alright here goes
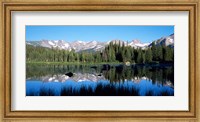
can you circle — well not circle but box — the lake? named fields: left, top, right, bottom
left=26, top=63, right=174, bottom=96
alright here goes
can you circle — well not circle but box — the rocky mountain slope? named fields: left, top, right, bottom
left=26, top=33, right=174, bottom=52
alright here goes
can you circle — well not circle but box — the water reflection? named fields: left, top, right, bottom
left=26, top=64, right=174, bottom=96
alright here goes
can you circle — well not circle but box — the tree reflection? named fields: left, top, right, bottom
left=26, top=63, right=174, bottom=87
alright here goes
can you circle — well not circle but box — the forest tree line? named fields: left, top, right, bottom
left=26, top=42, right=174, bottom=64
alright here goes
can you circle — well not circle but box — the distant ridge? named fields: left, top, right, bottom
left=26, top=33, right=174, bottom=52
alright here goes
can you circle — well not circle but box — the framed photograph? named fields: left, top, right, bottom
left=1, top=0, right=199, bottom=121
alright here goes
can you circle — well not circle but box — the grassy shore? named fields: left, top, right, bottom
left=26, top=61, right=173, bottom=66
left=26, top=61, right=124, bottom=65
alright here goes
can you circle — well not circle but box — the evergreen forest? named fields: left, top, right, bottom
left=26, top=42, right=174, bottom=64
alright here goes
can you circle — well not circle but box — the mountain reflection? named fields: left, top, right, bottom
left=26, top=64, right=174, bottom=96
left=28, top=73, right=106, bottom=82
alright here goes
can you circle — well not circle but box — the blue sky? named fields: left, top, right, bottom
left=26, top=26, right=174, bottom=43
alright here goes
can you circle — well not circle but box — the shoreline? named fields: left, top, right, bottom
left=26, top=61, right=174, bottom=66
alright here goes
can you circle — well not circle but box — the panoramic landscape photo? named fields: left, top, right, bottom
left=26, top=25, right=174, bottom=96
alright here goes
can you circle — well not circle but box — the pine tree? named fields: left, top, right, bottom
left=136, top=50, right=142, bottom=63
left=145, top=49, right=152, bottom=63
left=151, top=42, right=158, bottom=61
left=157, top=46, right=163, bottom=61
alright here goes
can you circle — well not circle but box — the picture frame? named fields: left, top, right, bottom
left=0, top=0, right=199, bottom=121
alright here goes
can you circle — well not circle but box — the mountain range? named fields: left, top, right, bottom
left=26, top=33, right=174, bottom=52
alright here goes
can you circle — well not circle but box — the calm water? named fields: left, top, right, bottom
left=26, top=64, right=174, bottom=96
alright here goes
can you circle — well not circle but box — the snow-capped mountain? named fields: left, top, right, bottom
left=128, top=39, right=150, bottom=49
left=70, top=40, right=106, bottom=52
left=27, top=40, right=72, bottom=50
left=26, top=33, right=174, bottom=52
left=27, top=40, right=106, bottom=52
left=149, top=34, right=174, bottom=47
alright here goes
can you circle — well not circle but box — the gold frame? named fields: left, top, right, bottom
left=0, top=0, right=199, bottom=121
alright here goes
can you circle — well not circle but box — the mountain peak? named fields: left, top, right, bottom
left=26, top=34, right=174, bottom=52
left=149, top=33, right=174, bottom=47
left=129, top=39, right=149, bottom=49
left=132, top=39, right=141, bottom=44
